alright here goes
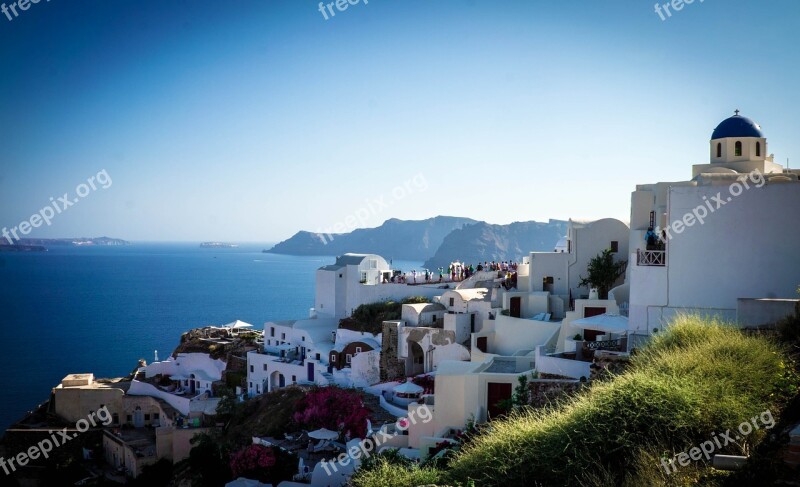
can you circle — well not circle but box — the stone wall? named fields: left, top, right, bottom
left=590, top=351, right=631, bottom=381
left=380, top=322, right=405, bottom=381
left=526, top=379, right=586, bottom=408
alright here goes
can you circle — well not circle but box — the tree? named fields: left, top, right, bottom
left=578, top=249, right=627, bottom=299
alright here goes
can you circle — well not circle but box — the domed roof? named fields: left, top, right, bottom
left=711, top=112, right=764, bottom=140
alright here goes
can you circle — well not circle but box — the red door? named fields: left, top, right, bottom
left=487, top=383, right=512, bottom=419
left=510, top=297, right=521, bottom=318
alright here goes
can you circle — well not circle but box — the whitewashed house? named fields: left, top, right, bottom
left=439, top=288, right=497, bottom=345
left=508, top=219, right=630, bottom=321
left=246, top=317, right=339, bottom=395
left=627, top=112, right=800, bottom=331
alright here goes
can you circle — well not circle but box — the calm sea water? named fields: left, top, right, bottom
left=0, top=244, right=421, bottom=431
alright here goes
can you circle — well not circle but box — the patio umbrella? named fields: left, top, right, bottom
left=572, top=314, right=629, bottom=334
left=223, top=320, right=254, bottom=330
left=308, top=427, right=339, bottom=440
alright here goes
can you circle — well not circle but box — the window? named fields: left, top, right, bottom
left=449, top=297, right=455, bottom=307
left=144, top=414, right=150, bottom=421
left=249, top=382, right=253, bottom=389
left=153, top=413, right=159, bottom=420
left=316, top=353, right=321, bottom=360
left=126, top=414, right=132, bottom=423
left=112, top=413, right=119, bottom=424
left=270, top=327, right=275, bottom=337
left=339, top=274, right=343, bottom=278
left=735, top=141, right=743, bottom=156
left=716, top=142, right=722, bottom=158
left=263, top=364, right=268, bottom=371
left=281, top=333, right=285, bottom=340
left=301, top=336, right=305, bottom=341
left=346, top=354, right=352, bottom=364
left=610, top=241, right=619, bottom=253
left=256, top=384, right=260, bottom=394
left=756, top=141, right=761, bottom=157
left=355, top=347, right=362, bottom=353
left=250, top=365, right=254, bottom=373
left=292, top=375, right=296, bottom=383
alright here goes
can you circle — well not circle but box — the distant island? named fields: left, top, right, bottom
left=265, top=216, right=568, bottom=266
left=200, top=242, right=239, bottom=248
left=0, top=237, right=129, bottom=251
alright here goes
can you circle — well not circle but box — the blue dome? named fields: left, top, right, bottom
left=711, top=114, right=764, bottom=140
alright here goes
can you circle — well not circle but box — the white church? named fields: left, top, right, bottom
left=627, top=111, right=800, bottom=331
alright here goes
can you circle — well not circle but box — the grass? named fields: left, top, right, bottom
left=349, top=458, right=443, bottom=487
left=349, top=314, right=798, bottom=487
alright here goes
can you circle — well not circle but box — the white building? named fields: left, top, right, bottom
left=439, top=288, right=497, bottom=345
left=511, top=219, right=630, bottom=320
left=628, top=112, right=800, bottom=331
left=247, top=317, right=339, bottom=395
left=314, top=253, right=445, bottom=319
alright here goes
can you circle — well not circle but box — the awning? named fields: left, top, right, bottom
left=572, top=314, right=629, bottom=334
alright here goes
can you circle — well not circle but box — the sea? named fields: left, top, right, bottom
left=0, top=243, right=422, bottom=432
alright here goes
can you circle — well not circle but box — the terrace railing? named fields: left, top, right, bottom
left=637, top=249, right=666, bottom=267
left=585, top=339, right=621, bottom=352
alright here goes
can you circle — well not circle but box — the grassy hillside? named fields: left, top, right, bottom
left=351, top=315, right=799, bottom=487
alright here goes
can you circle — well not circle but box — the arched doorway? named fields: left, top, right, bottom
left=269, top=371, right=286, bottom=391
left=406, top=340, right=425, bottom=376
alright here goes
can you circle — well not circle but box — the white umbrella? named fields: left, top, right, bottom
left=224, top=320, right=254, bottom=329
left=572, top=314, right=629, bottom=334
left=308, top=427, right=339, bottom=440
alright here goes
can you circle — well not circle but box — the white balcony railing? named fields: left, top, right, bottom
left=637, top=249, right=666, bottom=267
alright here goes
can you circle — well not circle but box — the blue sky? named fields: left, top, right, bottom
left=1, top=0, right=798, bottom=242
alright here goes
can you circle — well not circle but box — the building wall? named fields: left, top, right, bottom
left=315, top=269, right=337, bottom=318
left=737, top=298, right=799, bottom=327
left=103, top=433, right=158, bottom=479
left=330, top=341, right=375, bottom=370
left=350, top=350, right=381, bottom=387
left=488, top=315, right=560, bottom=356
left=530, top=219, right=629, bottom=302
left=53, top=386, right=124, bottom=424
left=630, top=182, right=800, bottom=331
left=443, top=313, right=473, bottom=345
left=433, top=362, right=530, bottom=431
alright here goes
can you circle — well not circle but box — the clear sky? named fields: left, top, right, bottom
left=1, top=0, right=798, bottom=242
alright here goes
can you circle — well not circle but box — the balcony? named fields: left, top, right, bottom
left=637, top=249, right=666, bottom=267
